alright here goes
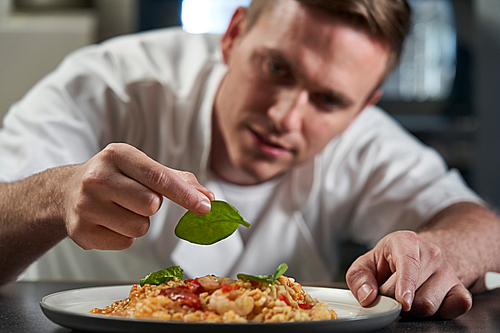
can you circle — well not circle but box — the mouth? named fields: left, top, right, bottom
left=248, top=128, right=292, bottom=158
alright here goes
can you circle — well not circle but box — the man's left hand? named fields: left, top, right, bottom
left=345, top=230, right=472, bottom=319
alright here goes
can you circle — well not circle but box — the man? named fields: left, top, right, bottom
left=0, top=0, right=499, bottom=319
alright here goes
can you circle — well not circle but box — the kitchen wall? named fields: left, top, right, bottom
left=0, top=11, right=96, bottom=122
left=95, top=0, right=137, bottom=42
left=473, top=0, right=500, bottom=210
left=0, top=0, right=137, bottom=123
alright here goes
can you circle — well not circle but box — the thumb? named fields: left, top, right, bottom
left=346, top=256, right=379, bottom=307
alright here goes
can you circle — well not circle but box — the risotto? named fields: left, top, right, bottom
left=90, top=274, right=338, bottom=323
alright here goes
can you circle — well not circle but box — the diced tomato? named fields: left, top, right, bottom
left=298, top=303, right=314, bottom=310
left=279, top=293, right=291, bottom=306
left=183, top=278, right=194, bottom=284
left=159, top=287, right=202, bottom=310
left=250, top=280, right=259, bottom=287
left=188, top=278, right=206, bottom=295
left=220, top=283, right=235, bottom=293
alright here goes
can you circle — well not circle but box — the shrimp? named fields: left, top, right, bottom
left=309, top=302, right=338, bottom=320
left=208, top=289, right=255, bottom=316
left=196, top=275, right=220, bottom=291
left=196, top=275, right=237, bottom=292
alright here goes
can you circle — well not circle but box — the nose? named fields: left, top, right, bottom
left=267, top=89, right=308, bottom=133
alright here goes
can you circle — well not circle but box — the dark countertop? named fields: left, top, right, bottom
left=1, top=281, right=499, bottom=332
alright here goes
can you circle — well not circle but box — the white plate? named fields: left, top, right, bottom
left=40, top=285, right=401, bottom=333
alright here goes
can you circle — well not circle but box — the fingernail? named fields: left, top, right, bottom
left=196, top=199, right=211, bottom=214
left=357, top=284, right=373, bottom=303
left=403, top=291, right=413, bottom=309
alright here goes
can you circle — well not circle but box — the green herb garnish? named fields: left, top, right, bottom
left=174, top=200, right=251, bottom=245
left=139, top=265, right=185, bottom=286
left=237, top=263, right=289, bottom=284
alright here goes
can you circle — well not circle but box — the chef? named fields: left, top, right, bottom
left=1, top=0, right=499, bottom=319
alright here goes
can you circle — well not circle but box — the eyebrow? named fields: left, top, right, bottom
left=321, top=90, right=354, bottom=109
left=262, top=48, right=355, bottom=109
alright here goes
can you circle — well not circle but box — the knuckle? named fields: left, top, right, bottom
left=383, top=230, right=421, bottom=257
left=146, top=168, right=170, bottom=190
left=438, top=285, right=473, bottom=319
left=345, top=258, right=371, bottom=282
left=414, top=297, right=439, bottom=317
left=131, top=218, right=150, bottom=237
left=400, top=272, right=419, bottom=291
left=398, top=230, right=419, bottom=243
left=103, top=142, right=123, bottom=155
left=458, top=292, right=473, bottom=313
left=178, top=188, right=195, bottom=205
left=144, top=193, right=162, bottom=215
left=398, top=258, right=420, bottom=288
left=427, top=243, right=443, bottom=261
left=346, top=263, right=364, bottom=280
left=69, top=190, right=98, bottom=223
left=116, top=237, right=135, bottom=250
left=100, top=143, right=127, bottom=164
left=182, top=171, right=198, bottom=182
left=81, top=169, right=108, bottom=190
left=394, top=243, right=421, bottom=270
left=100, top=144, right=117, bottom=161
left=402, top=252, right=421, bottom=272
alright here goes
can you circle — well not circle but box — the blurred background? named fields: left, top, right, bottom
left=0, top=0, right=499, bottom=210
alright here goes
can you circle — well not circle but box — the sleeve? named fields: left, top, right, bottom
left=323, top=106, right=484, bottom=248
left=0, top=39, right=135, bottom=182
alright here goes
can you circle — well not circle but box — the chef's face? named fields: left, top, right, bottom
left=212, top=2, right=389, bottom=185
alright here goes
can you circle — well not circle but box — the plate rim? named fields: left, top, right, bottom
left=40, top=284, right=401, bottom=332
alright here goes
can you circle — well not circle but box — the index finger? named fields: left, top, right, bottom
left=105, top=144, right=213, bottom=214
left=347, top=232, right=422, bottom=312
left=384, top=232, right=422, bottom=312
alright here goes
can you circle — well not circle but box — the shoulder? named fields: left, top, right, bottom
left=348, top=105, right=419, bottom=143
left=317, top=105, right=451, bottom=194
left=99, top=27, right=221, bottom=61
left=322, top=105, right=431, bottom=162
left=59, top=27, right=223, bottom=86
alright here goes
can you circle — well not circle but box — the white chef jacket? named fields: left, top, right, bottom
left=0, top=27, right=482, bottom=282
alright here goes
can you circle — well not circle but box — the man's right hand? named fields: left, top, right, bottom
left=63, top=143, right=215, bottom=251
left=0, top=143, right=214, bottom=284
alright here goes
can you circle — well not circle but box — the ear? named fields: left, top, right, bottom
left=363, top=88, right=384, bottom=108
left=220, top=6, right=248, bottom=65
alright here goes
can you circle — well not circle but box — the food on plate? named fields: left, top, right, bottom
left=90, top=264, right=337, bottom=323
left=175, top=200, right=251, bottom=245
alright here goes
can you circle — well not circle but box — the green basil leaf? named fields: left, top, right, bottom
left=273, top=262, right=289, bottom=280
left=175, top=200, right=251, bottom=245
left=237, top=263, right=289, bottom=284
left=139, top=266, right=185, bottom=286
